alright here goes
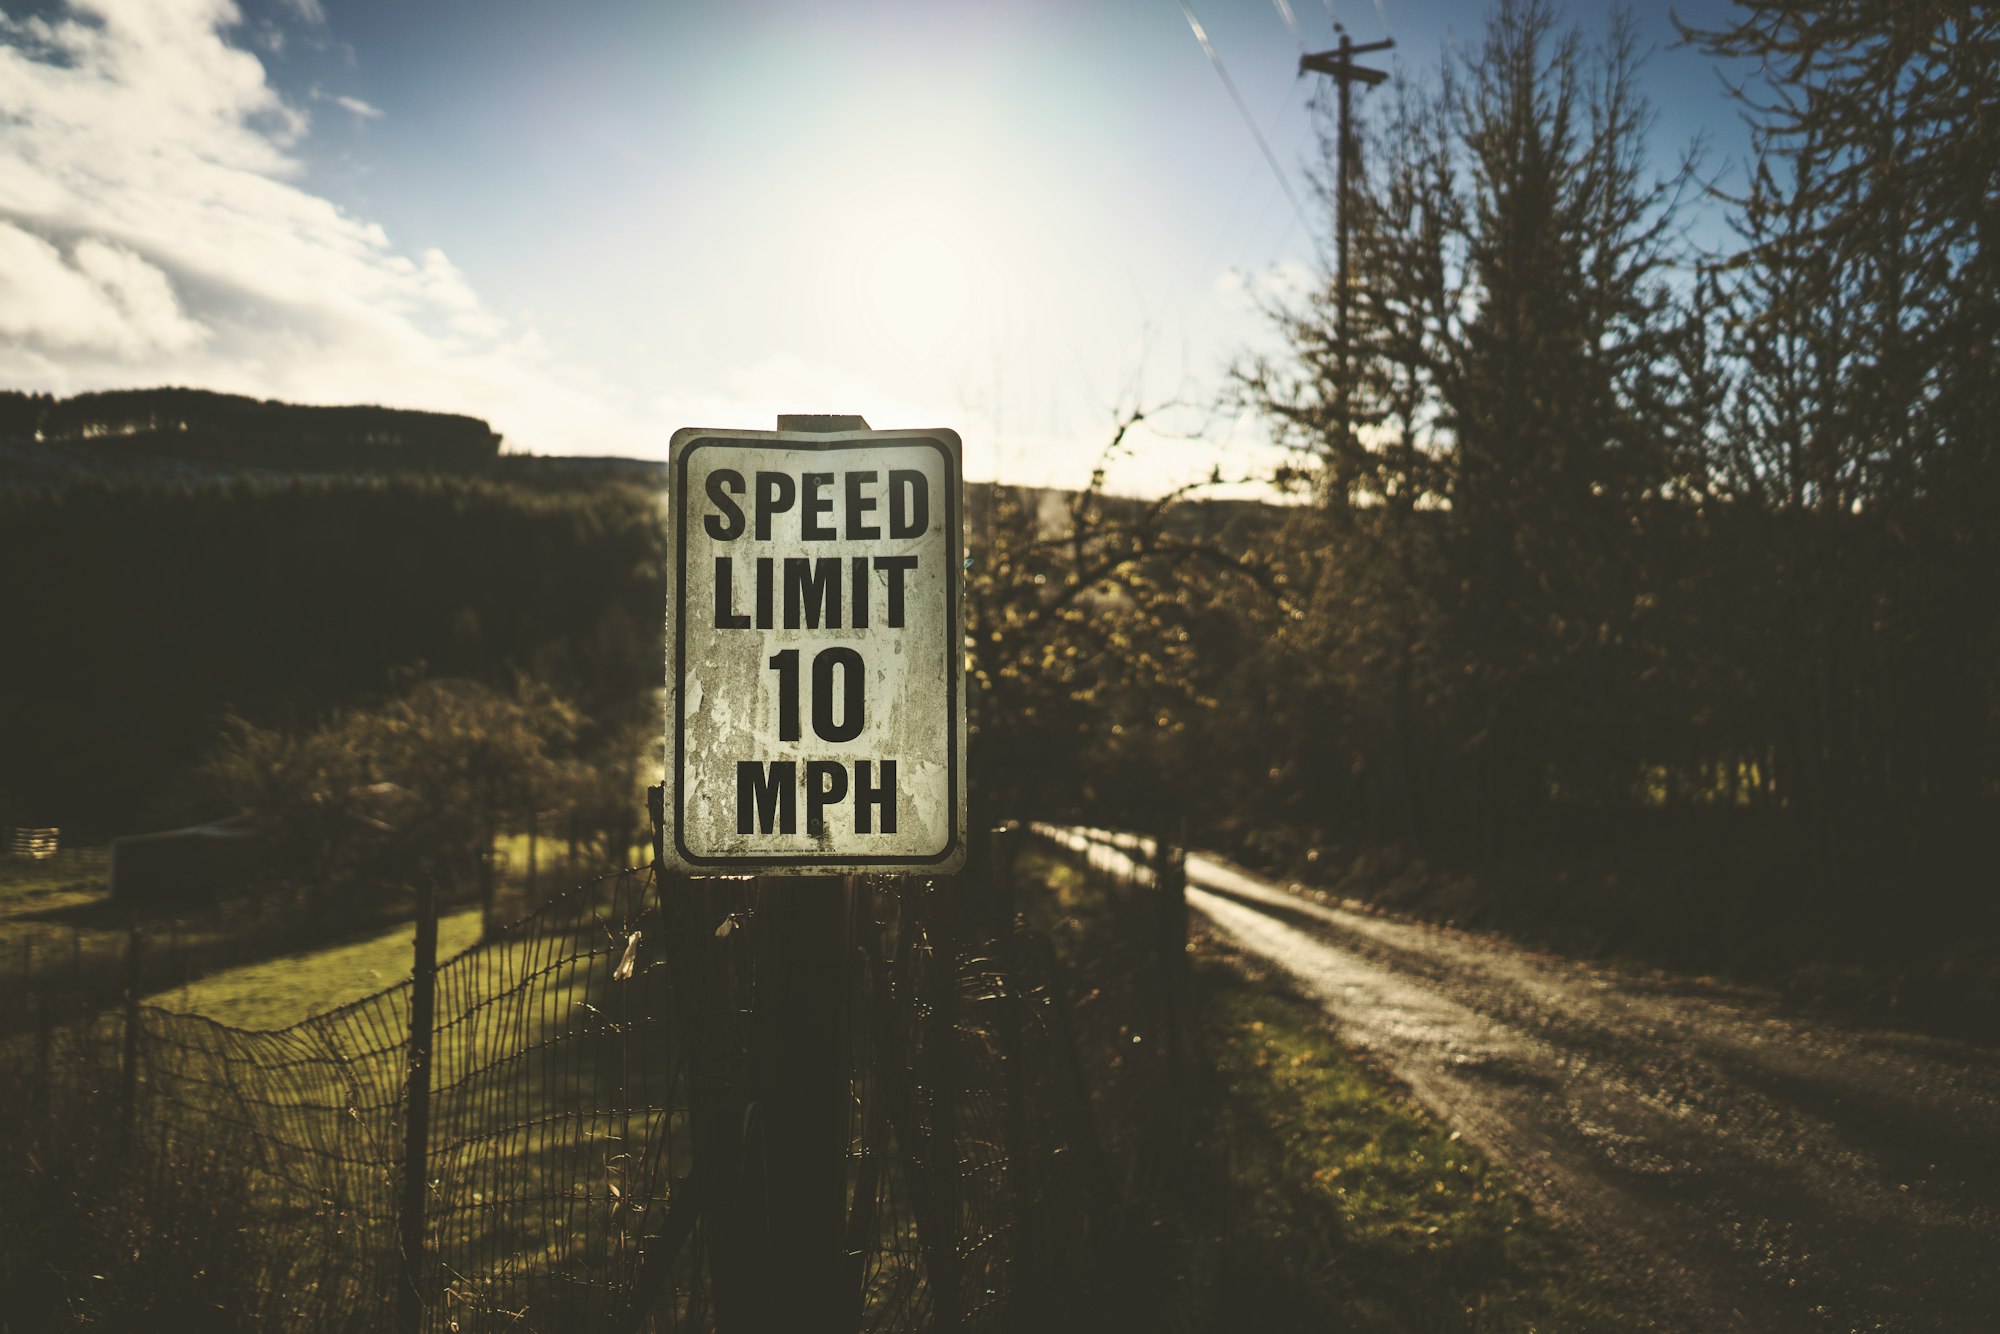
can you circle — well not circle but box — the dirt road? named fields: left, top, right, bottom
left=1042, top=828, right=2000, bottom=1332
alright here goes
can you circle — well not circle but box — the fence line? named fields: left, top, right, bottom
left=7, top=829, right=1124, bottom=1331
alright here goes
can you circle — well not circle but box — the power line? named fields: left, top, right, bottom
left=1271, top=0, right=1302, bottom=46
left=1176, top=0, right=1311, bottom=232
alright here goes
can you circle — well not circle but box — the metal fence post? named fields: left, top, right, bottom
left=397, top=875, right=440, bottom=1334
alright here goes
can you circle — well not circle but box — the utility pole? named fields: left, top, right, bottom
left=1300, top=27, right=1392, bottom=453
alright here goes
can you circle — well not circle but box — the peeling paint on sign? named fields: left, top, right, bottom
left=664, top=426, right=966, bottom=874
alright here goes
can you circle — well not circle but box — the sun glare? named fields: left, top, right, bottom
left=850, top=220, right=981, bottom=368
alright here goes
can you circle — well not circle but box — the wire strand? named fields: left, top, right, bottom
left=1176, top=0, right=1313, bottom=232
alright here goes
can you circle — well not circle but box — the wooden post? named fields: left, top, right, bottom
left=478, top=822, right=496, bottom=940
left=120, top=921, right=141, bottom=1148
left=925, top=873, right=962, bottom=1332
left=989, top=822, right=1021, bottom=935
left=648, top=784, right=665, bottom=870
left=29, top=942, right=50, bottom=1123
left=1155, top=828, right=1189, bottom=1101
left=644, top=784, right=752, bottom=1331
left=727, top=874, right=854, bottom=1331
left=397, top=877, right=440, bottom=1334
left=526, top=793, right=539, bottom=903
left=989, top=825, right=1029, bottom=1306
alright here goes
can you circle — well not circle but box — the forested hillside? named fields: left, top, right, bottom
left=0, top=473, right=663, bottom=835
left=1, top=387, right=500, bottom=473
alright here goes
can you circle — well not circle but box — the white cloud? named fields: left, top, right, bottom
left=0, top=222, right=209, bottom=354
left=0, top=1, right=1299, bottom=487
left=0, top=0, right=643, bottom=455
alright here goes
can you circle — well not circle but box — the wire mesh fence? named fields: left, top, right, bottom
left=2, top=880, right=433, bottom=1042
left=5, top=834, right=1114, bottom=1332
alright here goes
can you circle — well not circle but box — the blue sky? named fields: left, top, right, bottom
left=0, top=0, right=1753, bottom=492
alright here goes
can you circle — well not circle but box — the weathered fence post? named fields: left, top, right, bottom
left=169, top=919, right=183, bottom=1008
left=477, top=829, right=496, bottom=941
left=120, top=921, right=142, bottom=1148
left=526, top=792, right=539, bottom=903
left=700, top=873, right=857, bottom=1331
left=28, top=942, right=51, bottom=1123
left=1155, top=828, right=1188, bottom=1100
left=989, top=824, right=1030, bottom=1308
left=989, top=822, right=1021, bottom=934
left=397, top=876, right=440, bottom=1334
left=926, top=870, right=963, bottom=1333
left=629, top=785, right=743, bottom=1331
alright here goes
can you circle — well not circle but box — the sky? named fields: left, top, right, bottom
left=0, top=0, right=1755, bottom=493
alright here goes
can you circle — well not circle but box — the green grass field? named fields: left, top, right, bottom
left=150, top=906, right=484, bottom=1028
left=0, top=848, right=139, bottom=1023
left=0, top=846, right=110, bottom=916
left=0, top=830, right=601, bottom=1030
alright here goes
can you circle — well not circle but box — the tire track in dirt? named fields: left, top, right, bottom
left=1040, top=827, right=2000, bottom=1332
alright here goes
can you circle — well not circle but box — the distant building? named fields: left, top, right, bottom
left=4, top=826, right=59, bottom=859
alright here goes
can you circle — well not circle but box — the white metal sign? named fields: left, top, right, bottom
left=664, top=425, right=966, bottom=874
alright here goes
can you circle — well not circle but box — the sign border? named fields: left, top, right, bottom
left=664, top=425, right=966, bottom=874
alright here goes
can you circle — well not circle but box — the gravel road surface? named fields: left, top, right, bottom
left=1041, top=827, right=2000, bottom=1332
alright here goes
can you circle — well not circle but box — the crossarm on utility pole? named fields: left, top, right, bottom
left=1298, top=29, right=1394, bottom=459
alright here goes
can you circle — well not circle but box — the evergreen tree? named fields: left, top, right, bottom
left=1238, top=0, right=1702, bottom=849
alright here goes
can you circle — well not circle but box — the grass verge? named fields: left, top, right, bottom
left=1186, top=943, right=1631, bottom=1330
left=1022, top=844, right=1632, bottom=1331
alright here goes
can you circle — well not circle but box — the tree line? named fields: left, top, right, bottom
left=0, top=473, right=664, bottom=843
left=3, top=387, right=501, bottom=472
left=1206, top=0, right=1998, bottom=860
